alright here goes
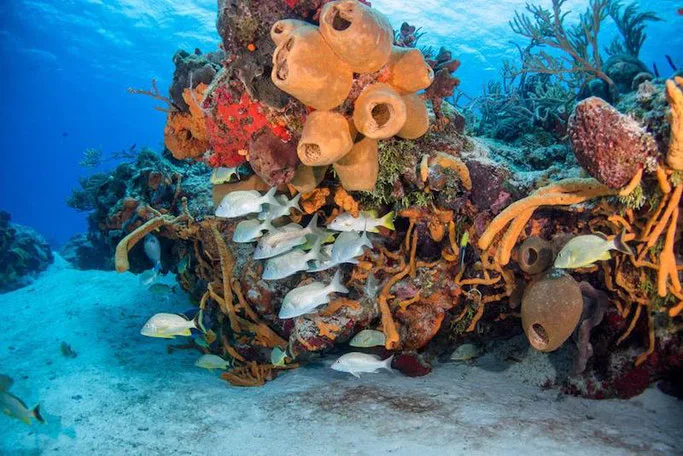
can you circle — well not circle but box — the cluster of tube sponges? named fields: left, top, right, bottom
left=270, top=0, right=434, bottom=192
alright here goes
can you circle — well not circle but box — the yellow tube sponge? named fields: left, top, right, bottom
left=666, top=77, right=683, bottom=170
left=319, top=0, right=393, bottom=73
left=353, top=83, right=407, bottom=139
left=271, top=24, right=353, bottom=110
left=333, top=137, right=379, bottom=191
left=385, top=46, right=434, bottom=94
left=297, top=111, right=354, bottom=166
left=397, top=93, right=429, bottom=140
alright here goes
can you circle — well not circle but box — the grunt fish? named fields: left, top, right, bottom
left=259, top=194, right=301, bottom=220
left=262, top=236, right=324, bottom=280
left=0, top=391, right=45, bottom=425
left=331, top=231, right=373, bottom=263
left=349, top=329, right=386, bottom=348
left=279, top=270, right=349, bottom=319
left=233, top=217, right=275, bottom=243
left=195, top=354, right=230, bottom=371
left=254, top=214, right=321, bottom=260
left=270, top=347, right=289, bottom=367
left=328, top=210, right=395, bottom=233
left=141, top=311, right=204, bottom=339
left=144, top=234, right=162, bottom=272
left=308, top=244, right=336, bottom=272
left=210, top=166, right=241, bottom=185
left=450, top=343, right=482, bottom=361
left=554, top=230, right=633, bottom=269
left=215, top=187, right=279, bottom=219
left=331, top=353, right=394, bottom=378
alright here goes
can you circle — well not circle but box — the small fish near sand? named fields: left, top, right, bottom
left=262, top=237, right=324, bottom=281
left=331, top=353, right=394, bottom=378
left=215, top=187, right=279, bottom=219
left=60, top=341, right=78, bottom=358
left=0, top=376, right=45, bottom=425
left=554, top=230, right=633, bottom=269
left=254, top=214, right=322, bottom=260
left=259, top=193, right=301, bottom=220
left=328, top=210, right=395, bottom=233
left=233, top=217, right=275, bottom=243
left=141, top=311, right=204, bottom=339
left=270, top=347, right=289, bottom=367
left=144, top=234, right=162, bottom=272
left=450, top=343, right=482, bottom=362
left=349, top=330, right=386, bottom=348
left=279, top=270, right=349, bottom=319
left=195, top=354, right=230, bottom=371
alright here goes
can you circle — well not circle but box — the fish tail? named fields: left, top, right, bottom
left=383, top=355, right=395, bottom=373
left=380, top=212, right=395, bottom=231
left=289, top=193, right=302, bottom=210
left=330, top=270, right=349, bottom=294
left=361, top=230, right=373, bottom=250
left=264, top=187, right=279, bottom=206
left=305, top=213, right=320, bottom=231
left=32, top=404, right=45, bottom=424
left=612, top=229, right=634, bottom=256
left=153, top=262, right=161, bottom=273
left=305, top=235, right=324, bottom=263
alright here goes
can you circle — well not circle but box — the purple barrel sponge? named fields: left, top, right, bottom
left=568, top=97, right=657, bottom=188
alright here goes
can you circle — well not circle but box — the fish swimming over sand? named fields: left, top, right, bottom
left=210, top=166, right=240, bottom=185
left=141, top=311, right=204, bottom=339
left=254, top=215, right=322, bottom=260
left=215, top=187, right=279, bottom=219
left=233, top=217, right=275, bottom=243
left=554, top=231, right=633, bottom=269
left=0, top=379, right=45, bottom=426
left=262, top=237, right=324, bottom=280
left=195, top=354, right=230, bottom=371
left=144, top=234, right=162, bottom=272
left=259, top=193, right=301, bottom=220
left=331, top=353, right=394, bottom=378
left=328, top=210, right=395, bottom=233
left=349, top=330, right=386, bottom=348
left=270, top=347, right=289, bottom=367
left=450, top=343, right=482, bottom=361
left=279, top=270, right=349, bottom=319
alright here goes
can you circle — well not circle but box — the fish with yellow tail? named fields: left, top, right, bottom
left=0, top=376, right=45, bottom=425
left=328, top=210, right=395, bottom=233
left=259, top=193, right=301, bottom=220
left=554, top=230, right=633, bottom=269
left=141, top=310, right=205, bottom=339
left=279, top=270, right=349, bottom=319
left=254, top=214, right=323, bottom=260
left=215, top=187, right=279, bottom=219
left=331, top=353, right=394, bottom=378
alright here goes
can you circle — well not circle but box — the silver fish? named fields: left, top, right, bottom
left=254, top=214, right=321, bottom=260
left=210, top=166, right=240, bottom=185
left=270, top=347, right=289, bottom=367
left=195, top=354, right=230, bottom=371
left=262, top=236, right=324, bottom=280
left=279, top=270, right=349, bottom=319
left=331, top=353, right=394, bottom=378
left=328, top=210, right=395, bottom=233
left=450, top=343, right=482, bottom=361
left=215, top=187, right=278, bottom=219
left=141, top=312, right=203, bottom=339
left=144, top=234, right=161, bottom=272
left=258, top=193, right=301, bottom=220
left=554, top=230, right=633, bottom=269
left=233, top=217, right=275, bottom=243
left=331, top=231, right=373, bottom=263
left=349, top=330, right=386, bottom=348
left=1, top=391, right=45, bottom=425
left=308, top=244, right=336, bottom=272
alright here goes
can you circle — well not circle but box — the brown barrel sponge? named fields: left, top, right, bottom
left=353, top=83, right=407, bottom=139
left=297, top=111, right=354, bottom=166
left=518, top=236, right=556, bottom=275
left=333, top=137, right=379, bottom=191
left=397, top=93, right=430, bottom=140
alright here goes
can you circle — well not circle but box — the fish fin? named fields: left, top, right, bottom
left=330, top=270, right=349, bottom=294
left=350, top=371, right=361, bottom=379
left=264, top=187, right=279, bottom=206
left=22, top=417, right=31, bottom=425
left=289, top=193, right=302, bottom=210
left=612, top=229, right=634, bottom=256
left=599, top=251, right=612, bottom=261
left=380, top=212, right=395, bottom=231
left=360, top=230, right=373, bottom=250
left=305, top=235, right=324, bottom=264
left=383, top=355, right=395, bottom=373
left=306, top=213, right=320, bottom=232
left=180, top=328, right=192, bottom=337
left=32, top=404, right=45, bottom=424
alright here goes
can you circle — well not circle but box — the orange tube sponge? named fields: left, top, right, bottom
left=385, top=46, right=434, bottom=94
left=290, top=164, right=329, bottom=193
left=297, top=111, right=354, bottom=166
left=397, top=93, right=430, bottom=140
left=271, top=24, right=353, bottom=110
left=666, top=77, right=683, bottom=170
left=319, top=0, right=393, bottom=73
left=333, top=137, right=379, bottom=191
left=270, top=19, right=308, bottom=46
left=353, top=83, right=407, bottom=139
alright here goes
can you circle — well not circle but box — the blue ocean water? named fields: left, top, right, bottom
left=0, top=0, right=680, bottom=245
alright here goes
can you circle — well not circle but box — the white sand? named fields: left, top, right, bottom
left=1, top=256, right=681, bottom=456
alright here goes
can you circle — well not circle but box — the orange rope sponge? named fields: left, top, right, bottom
left=666, top=77, right=683, bottom=170
left=115, top=214, right=176, bottom=272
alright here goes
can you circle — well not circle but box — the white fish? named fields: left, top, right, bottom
left=331, top=231, right=373, bottom=263
left=349, top=330, right=386, bottom=348
left=195, top=354, right=230, bottom=371
left=215, top=187, right=279, bottom=218
left=210, top=166, right=240, bottom=185
left=279, top=270, right=349, bottom=319
left=263, top=236, right=324, bottom=280
left=258, top=194, right=301, bottom=220
left=270, top=347, right=289, bottom=367
left=450, top=343, right=482, bottom=361
left=140, top=312, right=203, bottom=339
left=308, top=245, right=336, bottom=272
left=233, top=217, right=275, bottom=243
left=254, top=214, right=321, bottom=260
left=331, top=353, right=394, bottom=378
left=328, top=210, right=395, bottom=233
left=144, top=234, right=162, bottom=272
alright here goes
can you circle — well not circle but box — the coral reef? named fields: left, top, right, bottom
left=0, top=211, right=53, bottom=293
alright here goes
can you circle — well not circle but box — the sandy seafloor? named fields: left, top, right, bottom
left=0, top=255, right=681, bottom=456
